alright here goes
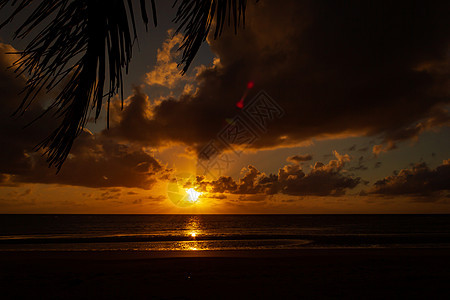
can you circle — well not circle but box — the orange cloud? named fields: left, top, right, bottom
left=144, top=29, right=190, bottom=88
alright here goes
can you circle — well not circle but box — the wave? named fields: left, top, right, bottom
left=1, top=233, right=450, bottom=246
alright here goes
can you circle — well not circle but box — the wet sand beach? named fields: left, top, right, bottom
left=1, top=248, right=450, bottom=299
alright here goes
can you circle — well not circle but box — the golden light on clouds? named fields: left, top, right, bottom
left=144, top=29, right=187, bottom=88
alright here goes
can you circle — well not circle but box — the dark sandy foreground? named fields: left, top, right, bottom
left=1, top=249, right=450, bottom=299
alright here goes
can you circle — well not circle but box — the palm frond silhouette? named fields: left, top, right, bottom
left=0, top=0, right=252, bottom=170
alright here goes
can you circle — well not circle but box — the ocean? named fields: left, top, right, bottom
left=1, top=214, right=450, bottom=251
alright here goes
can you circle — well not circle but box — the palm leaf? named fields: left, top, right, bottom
left=0, top=0, right=156, bottom=170
left=173, top=0, right=253, bottom=74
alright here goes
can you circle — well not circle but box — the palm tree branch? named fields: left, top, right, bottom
left=173, top=0, right=254, bottom=74
left=0, top=0, right=157, bottom=171
left=0, top=0, right=253, bottom=171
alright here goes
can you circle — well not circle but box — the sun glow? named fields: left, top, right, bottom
left=186, top=188, right=202, bottom=203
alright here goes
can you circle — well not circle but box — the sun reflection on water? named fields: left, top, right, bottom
left=185, top=215, right=202, bottom=240
left=145, top=216, right=210, bottom=251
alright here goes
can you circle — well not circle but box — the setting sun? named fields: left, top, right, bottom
left=186, top=188, right=202, bottom=203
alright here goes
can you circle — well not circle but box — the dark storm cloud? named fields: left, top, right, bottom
left=108, top=0, right=449, bottom=154
left=0, top=44, right=170, bottom=189
left=348, top=156, right=368, bottom=171
left=348, top=145, right=357, bottom=151
left=369, top=160, right=450, bottom=196
left=16, top=131, right=169, bottom=189
left=195, top=151, right=360, bottom=197
left=373, top=107, right=450, bottom=154
left=0, top=43, right=56, bottom=174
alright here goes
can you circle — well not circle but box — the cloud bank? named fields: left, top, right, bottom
left=194, top=151, right=360, bottom=197
left=108, top=0, right=449, bottom=154
left=369, top=160, right=450, bottom=197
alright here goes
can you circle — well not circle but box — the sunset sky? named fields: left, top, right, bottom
left=0, top=0, right=449, bottom=214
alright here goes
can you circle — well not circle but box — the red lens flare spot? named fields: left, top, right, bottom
left=247, top=81, right=254, bottom=89
left=236, top=99, right=244, bottom=108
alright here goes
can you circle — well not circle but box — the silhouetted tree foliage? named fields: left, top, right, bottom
left=0, top=0, right=252, bottom=170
